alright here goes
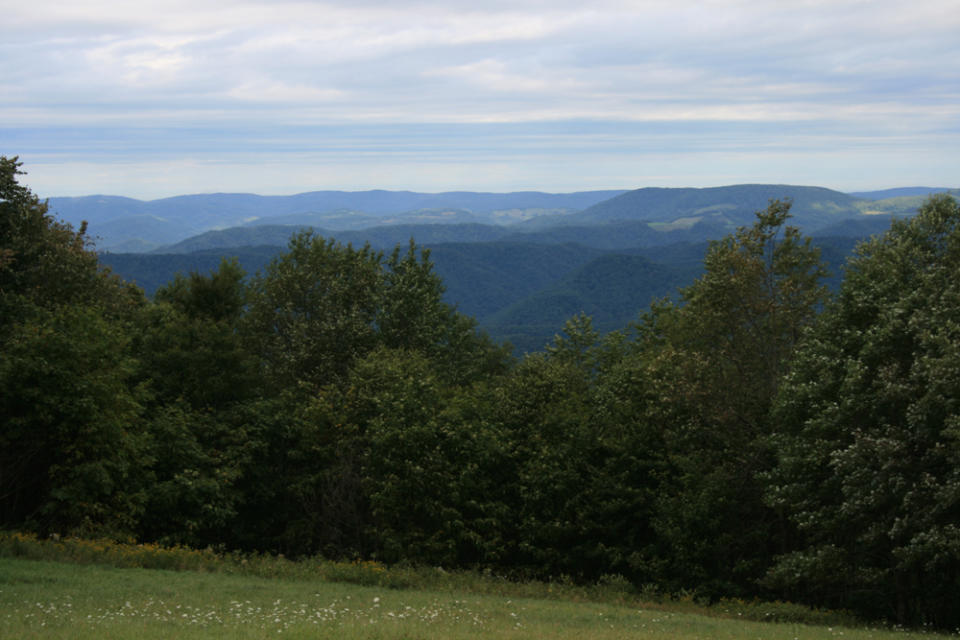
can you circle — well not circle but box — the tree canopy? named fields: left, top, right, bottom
left=765, top=194, right=960, bottom=627
left=1, top=157, right=147, bottom=534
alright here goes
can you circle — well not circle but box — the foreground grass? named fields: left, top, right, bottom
left=2, top=557, right=955, bottom=640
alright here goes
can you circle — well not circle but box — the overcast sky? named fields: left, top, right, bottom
left=3, top=0, right=958, bottom=199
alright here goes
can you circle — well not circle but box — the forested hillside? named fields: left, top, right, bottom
left=529, top=184, right=864, bottom=229
left=4, top=155, right=960, bottom=629
left=49, top=190, right=628, bottom=252
left=100, top=233, right=860, bottom=353
left=485, top=253, right=701, bottom=352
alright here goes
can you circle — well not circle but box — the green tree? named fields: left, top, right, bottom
left=765, top=194, right=960, bottom=627
left=245, top=230, right=383, bottom=390
left=379, top=240, right=512, bottom=385
left=378, top=240, right=448, bottom=351
left=492, top=351, right=593, bottom=576
left=260, top=346, right=510, bottom=561
left=354, top=348, right=509, bottom=566
left=156, top=256, right=247, bottom=323
left=141, top=258, right=257, bottom=409
left=0, top=156, right=140, bottom=322
left=0, top=291, right=148, bottom=535
left=1, top=156, right=148, bottom=535
left=637, top=199, right=829, bottom=595
left=489, top=323, right=661, bottom=581
left=237, top=234, right=510, bottom=555
left=545, top=312, right=602, bottom=371
left=134, top=259, right=263, bottom=547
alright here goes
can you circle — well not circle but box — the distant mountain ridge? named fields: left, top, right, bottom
left=156, top=223, right=516, bottom=254
left=152, top=217, right=764, bottom=255
left=52, top=184, right=958, bottom=253
left=848, top=187, right=957, bottom=199
left=49, top=189, right=627, bottom=252
left=525, top=184, right=863, bottom=232
left=52, top=189, right=629, bottom=223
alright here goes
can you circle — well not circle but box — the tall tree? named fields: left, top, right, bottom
left=638, top=199, right=829, bottom=595
left=765, top=194, right=960, bottom=627
left=485, top=321, right=660, bottom=581
left=378, top=240, right=448, bottom=352
left=0, top=156, right=147, bottom=535
left=135, top=259, right=262, bottom=547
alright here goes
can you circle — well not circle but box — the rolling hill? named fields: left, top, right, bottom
left=523, top=184, right=866, bottom=231
left=50, top=190, right=627, bottom=252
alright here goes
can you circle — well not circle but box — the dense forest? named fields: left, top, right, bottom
left=3, top=155, right=960, bottom=628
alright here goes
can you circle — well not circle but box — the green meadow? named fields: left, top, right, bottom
left=1, top=555, right=952, bottom=640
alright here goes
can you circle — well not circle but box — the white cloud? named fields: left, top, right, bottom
left=3, top=0, right=959, bottom=194
left=226, top=81, right=347, bottom=103
left=424, top=58, right=585, bottom=93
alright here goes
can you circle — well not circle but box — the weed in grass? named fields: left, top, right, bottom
left=2, top=558, right=958, bottom=640
left=2, top=532, right=955, bottom=639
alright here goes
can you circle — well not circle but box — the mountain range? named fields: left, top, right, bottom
left=83, top=184, right=958, bottom=352
left=50, top=190, right=627, bottom=253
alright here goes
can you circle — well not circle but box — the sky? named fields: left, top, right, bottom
left=2, top=0, right=959, bottom=199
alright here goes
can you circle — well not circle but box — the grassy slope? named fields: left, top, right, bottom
left=1, top=557, right=949, bottom=640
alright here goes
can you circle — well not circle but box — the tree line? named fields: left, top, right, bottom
left=2, top=156, right=959, bottom=628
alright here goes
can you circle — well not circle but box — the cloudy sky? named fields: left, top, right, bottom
left=3, top=0, right=958, bottom=199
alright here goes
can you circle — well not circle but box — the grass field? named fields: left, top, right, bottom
left=1, top=556, right=954, bottom=640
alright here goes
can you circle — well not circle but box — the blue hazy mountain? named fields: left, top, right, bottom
left=58, top=184, right=953, bottom=252
left=519, top=184, right=866, bottom=232
left=848, top=187, right=958, bottom=199
left=49, top=190, right=627, bottom=252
